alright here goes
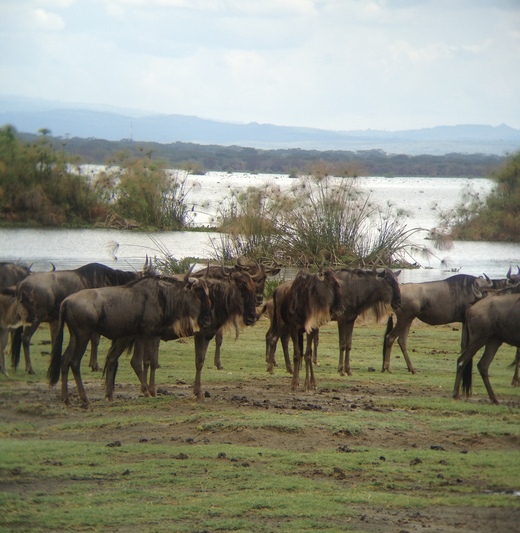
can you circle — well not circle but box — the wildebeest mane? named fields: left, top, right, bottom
left=284, top=271, right=339, bottom=333
left=208, top=279, right=244, bottom=332
left=75, top=262, right=139, bottom=288
left=444, top=273, right=477, bottom=296
left=338, top=268, right=401, bottom=323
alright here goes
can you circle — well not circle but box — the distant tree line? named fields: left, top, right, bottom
left=18, top=131, right=505, bottom=178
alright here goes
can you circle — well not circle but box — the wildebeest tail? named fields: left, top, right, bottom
left=382, top=315, right=393, bottom=362
left=10, top=326, right=23, bottom=369
left=48, top=303, right=66, bottom=386
left=461, top=359, right=473, bottom=396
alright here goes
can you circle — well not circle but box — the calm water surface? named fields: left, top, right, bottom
left=1, top=173, right=519, bottom=283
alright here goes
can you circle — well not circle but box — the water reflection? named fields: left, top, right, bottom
left=1, top=174, right=518, bottom=282
left=1, top=226, right=518, bottom=283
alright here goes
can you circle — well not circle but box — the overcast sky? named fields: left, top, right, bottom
left=1, top=0, right=520, bottom=131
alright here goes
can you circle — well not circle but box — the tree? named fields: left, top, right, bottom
left=439, top=150, right=520, bottom=241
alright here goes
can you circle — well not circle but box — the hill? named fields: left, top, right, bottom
left=1, top=96, right=519, bottom=156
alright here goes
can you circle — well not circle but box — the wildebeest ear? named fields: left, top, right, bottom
left=393, top=269, right=402, bottom=278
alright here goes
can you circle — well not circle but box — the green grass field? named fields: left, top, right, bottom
left=1, top=318, right=519, bottom=532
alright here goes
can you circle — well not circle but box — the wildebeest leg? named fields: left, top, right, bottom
left=194, top=332, right=212, bottom=399
left=104, top=337, right=131, bottom=401
left=64, top=335, right=90, bottom=407
left=337, top=319, right=355, bottom=376
left=129, top=339, right=152, bottom=398
left=477, top=339, right=502, bottom=405
left=511, top=349, right=520, bottom=387
left=265, top=322, right=281, bottom=374
left=88, top=333, right=101, bottom=372
left=303, top=331, right=316, bottom=391
left=453, top=338, right=486, bottom=400
left=290, top=330, right=303, bottom=391
left=143, top=337, right=161, bottom=397
left=0, top=328, right=8, bottom=377
left=383, top=319, right=415, bottom=374
left=310, top=329, right=319, bottom=366
left=281, top=330, right=293, bottom=374
left=213, top=329, right=224, bottom=370
left=10, top=323, right=37, bottom=374
left=20, top=323, right=38, bottom=374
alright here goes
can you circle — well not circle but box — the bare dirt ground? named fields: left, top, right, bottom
left=2, top=370, right=520, bottom=533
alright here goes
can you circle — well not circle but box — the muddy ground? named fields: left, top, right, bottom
left=2, top=364, right=520, bottom=533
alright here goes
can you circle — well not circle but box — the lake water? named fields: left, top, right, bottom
left=1, top=172, right=519, bottom=283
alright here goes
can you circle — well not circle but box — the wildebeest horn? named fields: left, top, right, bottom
left=220, top=260, right=231, bottom=279
left=472, top=284, right=483, bottom=299
left=184, top=263, right=196, bottom=282
left=507, top=266, right=512, bottom=279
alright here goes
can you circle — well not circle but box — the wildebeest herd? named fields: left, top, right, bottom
left=1, top=259, right=520, bottom=407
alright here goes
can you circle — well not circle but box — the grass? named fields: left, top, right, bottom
left=1, top=318, right=519, bottom=532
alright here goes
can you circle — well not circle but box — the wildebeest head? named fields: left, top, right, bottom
left=235, top=258, right=281, bottom=306
left=378, top=268, right=402, bottom=311
left=319, top=268, right=345, bottom=319
left=0, top=262, right=31, bottom=289
left=229, top=270, right=258, bottom=326
left=16, top=284, right=38, bottom=324
left=186, top=277, right=212, bottom=329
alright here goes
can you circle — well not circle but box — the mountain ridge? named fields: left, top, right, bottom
left=1, top=96, right=519, bottom=156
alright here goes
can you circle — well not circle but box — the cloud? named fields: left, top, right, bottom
left=0, top=0, right=519, bottom=130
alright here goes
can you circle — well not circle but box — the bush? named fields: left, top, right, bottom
left=212, top=170, right=422, bottom=268
left=0, top=125, right=104, bottom=226
left=436, top=150, right=520, bottom=242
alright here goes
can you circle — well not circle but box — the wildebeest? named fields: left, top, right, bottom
left=0, top=293, right=23, bottom=376
left=266, top=269, right=344, bottom=391
left=189, top=259, right=280, bottom=370
left=263, top=283, right=317, bottom=375
left=0, top=262, right=31, bottom=288
left=454, top=293, right=520, bottom=404
left=13, top=262, right=144, bottom=373
left=333, top=268, right=401, bottom=376
left=264, top=267, right=401, bottom=377
left=49, top=273, right=212, bottom=406
left=382, top=274, right=493, bottom=374
left=0, top=262, right=31, bottom=375
left=104, top=268, right=259, bottom=400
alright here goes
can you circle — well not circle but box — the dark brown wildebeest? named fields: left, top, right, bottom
left=0, top=293, right=23, bottom=376
left=382, top=274, right=493, bottom=374
left=0, top=262, right=31, bottom=288
left=0, top=262, right=31, bottom=375
left=266, top=269, right=344, bottom=391
left=13, top=262, right=144, bottom=374
left=332, top=268, right=401, bottom=376
left=264, top=267, right=401, bottom=377
left=189, top=259, right=280, bottom=370
left=454, top=293, right=520, bottom=404
left=49, top=273, right=212, bottom=406
left=104, top=269, right=258, bottom=400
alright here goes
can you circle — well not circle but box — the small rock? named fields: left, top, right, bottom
left=410, top=457, right=423, bottom=466
left=174, top=453, right=189, bottom=460
left=332, top=467, right=347, bottom=479
left=107, top=441, right=122, bottom=447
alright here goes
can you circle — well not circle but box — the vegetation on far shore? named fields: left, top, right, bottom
left=1, top=125, right=519, bottom=268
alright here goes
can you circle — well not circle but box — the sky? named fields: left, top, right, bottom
left=1, top=0, right=520, bottom=131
